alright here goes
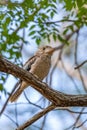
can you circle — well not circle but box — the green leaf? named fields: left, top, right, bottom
left=29, top=31, right=36, bottom=36
left=1, top=43, right=7, bottom=51
left=58, top=35, right=64, bottom=42
left=64, top=0, right=75, bottom=10
left=57, top=35, right=69, bottom=45
left=63, top=28, right=68, bottom=35
left=76, top=0, right=83, bottom=8
left=50, top=12, right=54, bottom=18
left=29, top=25, right=36, bottom=30
left=0, top=84, right=3, bottom=91
left=15, top=51, right=21, bottom=58
left=36, top=38, right=41, bottom=45
left=53, top=34, right=56, bottom=41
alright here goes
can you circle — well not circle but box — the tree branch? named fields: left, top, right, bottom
left=74, top=60, right=87, bottom=69
left=16, top=104, right=55, bottom=130
left=0, top=54, right=87, bottom=115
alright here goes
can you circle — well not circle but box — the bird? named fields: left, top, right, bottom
left=9, top=46, right=56, bottom=102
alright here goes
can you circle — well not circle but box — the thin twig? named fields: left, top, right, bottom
left=55, top=108, right=87, bottom=114
left=15, top=103, right=19, bottom=127
left=75, top=119, right=87, bottom=129
left=74, top=29, right=87, bottom=92
left=64, top=108, right=85, bottom=130
left=23, top=91, right=43, bottom=109
left=40, top=115, right=47, bottom=130
left=0, top=80, right=21, bottom=116
left=75, top=60, right=87, bottom=69
left=72, top=108, right=85, bottom=130
left=50, top=46, right=63, bottom=86
left=40, top=98, right=48, bottom=130
left=61, top=58, right=81, bottom=93
left=4, top=113, right=18, bottom=126
left=34, top=19, right=80, bottom=24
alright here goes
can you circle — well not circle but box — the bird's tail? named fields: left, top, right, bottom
left=9, top=87, right=23, bottom=102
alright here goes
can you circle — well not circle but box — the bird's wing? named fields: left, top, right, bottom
left=14, top=56, right=37, bottom=87
left=23, top=55, right=37, bottom=71
left=10, top=56, right=37, bottom=98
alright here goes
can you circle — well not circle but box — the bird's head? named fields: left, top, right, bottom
left=36, top=46, right=55, bottom=56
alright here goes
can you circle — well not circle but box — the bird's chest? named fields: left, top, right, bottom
left=30, top=55, right=51, bottom=80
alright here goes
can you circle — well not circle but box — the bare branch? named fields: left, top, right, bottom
left=34, top=19, right=80, bottom=24
left=16, top=104, right=55, bottom=130
left=0, top=80, right=21, bottom=116
left=72, top=108, right=85, bottom=130
left=74, top=60, right=87, bottom=69
left=75, top=119, right=87, bottom=129
left=74, top=30, right=87, bottom=92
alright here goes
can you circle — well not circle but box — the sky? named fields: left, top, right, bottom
left=1, top=1, right=87, bottom=130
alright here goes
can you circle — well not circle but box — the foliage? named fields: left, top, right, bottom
left=0, top=0, right=87, bottom=92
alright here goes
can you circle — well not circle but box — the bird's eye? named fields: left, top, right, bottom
left=43, top=47, right=45, bottom=50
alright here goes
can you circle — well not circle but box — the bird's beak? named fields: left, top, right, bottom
left=47, top=48, right=55, bottom=54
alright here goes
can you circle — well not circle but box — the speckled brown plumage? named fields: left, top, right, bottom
left=9, top=46, right=55, bottom=102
